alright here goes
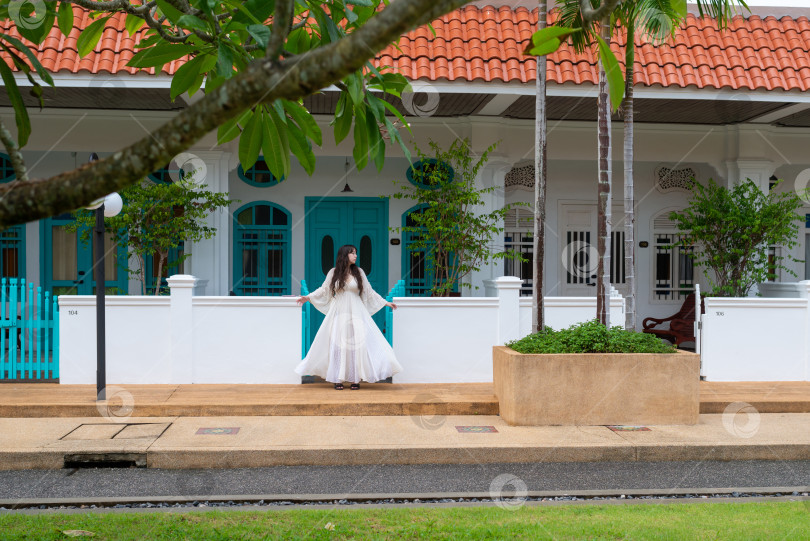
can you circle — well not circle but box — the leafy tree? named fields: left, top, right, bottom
left=669, top=178, right=804, bottom=297
left=391, top=138, right=524, bottom=296
left=0, top=0, right=488, bottom=227
left=67, top=181, right=233, bottom=294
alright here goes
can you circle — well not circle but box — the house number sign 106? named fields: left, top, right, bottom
left=715, top=311, right=724, bottom=316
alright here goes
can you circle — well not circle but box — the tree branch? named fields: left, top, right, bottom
left=0, top=0, right=469, bottom=227
left=579, top=0, right=625, bottom=24
left=0, top=118, right=27, bottom=182
left=268, top=0, right=294, bottom=59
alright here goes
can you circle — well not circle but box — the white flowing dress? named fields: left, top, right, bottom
left=295, top=268, right=403, bottom=383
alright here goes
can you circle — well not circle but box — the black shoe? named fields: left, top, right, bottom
left=350, top=383, right=360, bottom=390
left=334, top=383, right=344, bottom=390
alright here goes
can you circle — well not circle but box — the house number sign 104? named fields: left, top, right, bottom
left=68, top=310, right=78, bottom=316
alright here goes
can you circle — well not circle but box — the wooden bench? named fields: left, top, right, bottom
left=642, top=293, right=704, bottom=347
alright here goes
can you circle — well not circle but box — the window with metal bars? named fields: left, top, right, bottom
left=503, top=208, right=533, bottom=295
left=653, top=232, right=695, bottom=301
left=232, top=202, right=291, bottom=295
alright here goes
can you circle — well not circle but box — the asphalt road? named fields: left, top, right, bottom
left=1, top=461, right=810, bottom=500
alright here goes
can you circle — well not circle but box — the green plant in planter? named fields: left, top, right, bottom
left=507, top=319, right=677, bottom=354
left=668, top=178, right=804, bottom=297
left=391, top=138, right=525, bottom=296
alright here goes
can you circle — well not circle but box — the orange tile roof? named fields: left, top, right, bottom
left=2, top=5, right=809, bottom=91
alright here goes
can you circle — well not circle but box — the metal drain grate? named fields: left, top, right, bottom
left=63, top=453, right=147, bottom=469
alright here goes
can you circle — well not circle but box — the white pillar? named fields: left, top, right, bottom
left=495, top=276, right=523, bottom=345
left=184, top=150, right=231, bottom=295
left=799, top=280, right=810, bottom=381
left=167, top=274, right=196, bottom=383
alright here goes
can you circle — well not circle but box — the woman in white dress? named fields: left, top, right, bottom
left=296, top=245, right=403, bottom=390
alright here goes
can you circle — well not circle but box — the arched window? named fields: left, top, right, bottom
left=652, top=211, right=694, bottom=302
left=238, top=158, right=284, bottom=187
left=233, top=202, right=291, bottom=295
left=406, top=159, right=454, bottom=189
left=400, top=204, right=458, bottom=296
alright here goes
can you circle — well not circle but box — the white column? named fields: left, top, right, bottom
left=495, top=276, right=523, bottom=345
left=167, top=274, right=196, bottom=383
left=469, top=160, right=512, bottom=294
left=184, top=150, right=231, bottom=295
left=799, top=280, right=810, bottom=381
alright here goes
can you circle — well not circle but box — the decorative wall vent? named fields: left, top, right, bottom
left=505, top=164, right=535, bottom=190
left=656, top=166, right=696, bottom=193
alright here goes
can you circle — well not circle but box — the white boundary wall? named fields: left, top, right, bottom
left=60, top=275, right=632, bottom=385
left=700, top=283, right=810, bottom=381
left=59, top=275, right=302, bottom=384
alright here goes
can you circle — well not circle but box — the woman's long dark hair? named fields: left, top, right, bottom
left=330, top=244, right=363, bottom=296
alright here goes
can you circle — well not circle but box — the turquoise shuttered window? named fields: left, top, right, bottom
left=233, top=202, right=291, bottom=295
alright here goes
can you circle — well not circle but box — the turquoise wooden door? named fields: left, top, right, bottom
left=41, top=214, right=128, bottom=295
left=305, top=198, right=388, bottom=346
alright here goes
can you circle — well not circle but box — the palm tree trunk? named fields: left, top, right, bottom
left=596, top=17, right=612, bottom=327
left=532, top=0, right=548, bottom=333
left=623, top=23, right=636, bottom=330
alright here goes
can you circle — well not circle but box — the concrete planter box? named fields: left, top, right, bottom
left=492, top=346, right=700, bottom=426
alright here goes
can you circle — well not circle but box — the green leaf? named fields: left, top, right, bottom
left=217, top=109, right=251, bottom=144
left=283, top=100, right=322, bottom=146
left=15, top=3, right=55, bottom=44
left=238, top=110, right=263, bottom=171
left=526, top=38, right=563, bottom=57
left=171, top=56, right=204, bottom=100
left=0, top=33, right=54, bottom=85
left=156, top=0, right=184, bottom=24
left=57, top=2, right=73, bottom=36
left=346, top=73, right=364, bottom=105
left=672, top=0, right=688, bottom=18
left=596, top=36, right=625, bottom=112
left=287, top=122, right=315, bottom=176
left=177, top=15, right=210, bottom=33
left=346, top=0, right=373, bottom=5
left=367, top=112, right=385, bottom=171
left=76, top=16, right=111, bottom=57
left=245, top=24, right=271, bottom=49
left=262, top=107, right=290, bottom=178
left=215, top=42, right=234, bottom=78
left=128, top=44, right=196, bottom=68
left=333, top=95, right=353, bottom=144
left=125, top=14, right=145, bottom=36
left=353, top=106, right=369, bottom=169
left=231, top=0, right=275, bottom=24
left=0, top=60, right=30, bottom=146
left=263, top=107, right=291, bottom=179
left=524, top=26, right=581, bottom=56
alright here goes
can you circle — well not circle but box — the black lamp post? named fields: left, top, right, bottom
left=86, top=153, right=122, bottom=401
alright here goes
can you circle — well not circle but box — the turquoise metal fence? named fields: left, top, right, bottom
left=384, top=280, right=405, bottom=346
left=301, top=280, right=311, bottom=358
left=0, top=278, right=59, bottom=381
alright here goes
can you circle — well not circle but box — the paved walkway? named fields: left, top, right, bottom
left=2, top=381, right=810, bottom=417
left=0, top=382, right=809, bottom=470
left=3, top=412, right=810, bottom=470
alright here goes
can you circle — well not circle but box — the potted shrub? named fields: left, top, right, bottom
left=391, top=138, right=524, bottom=296
left=493, top=321, right=700, bottom=426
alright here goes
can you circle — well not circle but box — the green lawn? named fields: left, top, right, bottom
left=0, top=501, right=807, bottom=540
